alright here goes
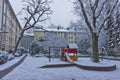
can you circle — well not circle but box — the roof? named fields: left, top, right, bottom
left=24, top=33, right=34, bottom=36
left=34, top=28, right=85, bottom=33
left=67, top=43, right=78, bottom=49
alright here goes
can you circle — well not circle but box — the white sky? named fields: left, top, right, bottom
left=9, top=0, right=77, bottom=27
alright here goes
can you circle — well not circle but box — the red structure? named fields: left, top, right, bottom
left=61, top=43, right=78, bottom=61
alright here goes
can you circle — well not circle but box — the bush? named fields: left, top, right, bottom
left=9, top=47, right=27, bottom=57
left=9, top=49, right=13, bottom=53
left=0, top=51, right=8, bottom=64
left=7, top=54, right=15, bottom=61
left=78, top=40, right=91, bottom=55
left=14, top=52, right=22, bottom=57
left=30, top=42, right=40, bottom=56
left=0, top=55, right=7, bottom=64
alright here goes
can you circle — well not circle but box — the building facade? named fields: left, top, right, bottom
left=34, top=28, right=85, bottom=43
left=0, top=0, right=22, bottom=51
left=21, top=33, right=34, bottom=49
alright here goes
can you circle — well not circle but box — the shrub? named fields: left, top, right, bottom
left=7, top=54, right=15, bottom=61
left=0, top=51, right=8, bottom=64
left=30, top=42, right=40, bottom=56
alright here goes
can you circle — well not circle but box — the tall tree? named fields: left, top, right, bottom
left=103, top=2, right=120, bottom=55
left=108, top=3, right=120, bottom=54
left=114, top=4, right=120, bottom=53
left=13, top=0, right=52, bottom=54
left=75, top=0, right=119, bottom=62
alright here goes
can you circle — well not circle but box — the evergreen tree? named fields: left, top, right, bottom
left=105, top=2, right=120, bottom=55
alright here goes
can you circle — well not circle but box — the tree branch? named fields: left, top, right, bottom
left=88, top=0, right=94, bottom=11
left=96, top=0, right=108, bottom=18
left=78, top=0, right=93, bottom=33
left=98, top=0, right=118, bottom=35
left=93, top=0, right=99, bottom=13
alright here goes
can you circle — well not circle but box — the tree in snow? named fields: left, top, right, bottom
left=105, top=2, right=120, bottom=55
left=74, top=0, right=119, bottom=62
left=13, top=0, right=52, bottom=54
left=43, top=32, right=68, bottom=47
left=76, top=33, right=90, bottom=54
left=31, top=31, right=68, bottom=55
left=98, top=1, right=114, bottom=54
left=113, top=4, right=120, bottom=54
left=30, top=41, right=40, bottom=56
left=69, top=21, right=91, bottom=54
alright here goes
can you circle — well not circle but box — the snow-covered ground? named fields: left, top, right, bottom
left=1, top=56, right=120, bottom=80
left=0, top=54, right=25, bottom=71
left=76, top=58, right=116, bottom=67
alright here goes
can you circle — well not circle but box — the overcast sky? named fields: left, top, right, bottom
left=9, top=0, right=77, bottom=27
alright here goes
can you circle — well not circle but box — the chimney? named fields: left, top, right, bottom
left=57, top=27, right=60, bottom=30
left=67, top=27, right=69, bottom=30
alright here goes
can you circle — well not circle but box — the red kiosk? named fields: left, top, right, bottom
left=61, top=43, right=78, bottom=61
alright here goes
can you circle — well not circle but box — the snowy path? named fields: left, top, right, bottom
left=1, top=56, right=120, bottom=80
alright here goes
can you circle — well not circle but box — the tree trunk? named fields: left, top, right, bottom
left=13, top=30, right=24, bottom=55
left=91, top=33, right=99, bottom=62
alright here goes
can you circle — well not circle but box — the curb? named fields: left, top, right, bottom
left=0, top=55, right=27, bottom=79
left=74, top=63, right=116, bottom=71
left=40, top=63, right=75, bottom=68
left=40, top=58, right=116, bottom=71
left=40, top=63, right=116, bottom=71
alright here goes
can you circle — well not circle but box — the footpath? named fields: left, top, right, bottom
left=0, top=54, right=27, bottom=79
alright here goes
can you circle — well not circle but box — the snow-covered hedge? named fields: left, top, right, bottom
left=9, top=47, right=28, bottom=57
left=7, top=54, right=15, bottom=61
left=0, top=51, right=15, bottom=64
left=0, top=51, right=8, bottom=64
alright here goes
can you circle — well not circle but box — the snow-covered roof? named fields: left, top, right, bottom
left=24, top=33, right=34, bottom=36
left=34, top=28, right=85, bottom=33
left=67, top=43, right=78, bottom=49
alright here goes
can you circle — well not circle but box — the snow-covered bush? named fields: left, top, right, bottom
left=9, top=49, right=13, bottom=54
left=14, top=52, right=22, bottom=57
left=0, top=51, right=8, bottom=64
left=10, top=47, right=27, bottom=57
left=7, top=54, right=15, bottom=61
left=17, top=47, right=28, bottom=54
left=78, top=39, right=90, bottom=54
left=30, top=42, right=41, bottom=56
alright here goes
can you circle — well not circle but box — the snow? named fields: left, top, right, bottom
left=24, top=32, right=34, bottom=36
left=75, top=58, right=115, bottom=67
left=34, top=28, right=85, bottom=33
left=1, top=56, right=120, bottom=80
left=68, top=43, right=78, bottom=49
left=0, top=54, right=25, bottom=71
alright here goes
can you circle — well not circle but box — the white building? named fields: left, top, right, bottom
left=0, top=0, right=22, bottom=51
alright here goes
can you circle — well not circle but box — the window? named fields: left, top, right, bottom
left=69, top=37, right=70, bottom=39
left=4, top=2, right=7, bottom=14
left=71, top=37, right=73, bottom=39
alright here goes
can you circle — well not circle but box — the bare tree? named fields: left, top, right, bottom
left=76, top=0, right=119, bottom=62
left=13, top=0, right=52, bottom=54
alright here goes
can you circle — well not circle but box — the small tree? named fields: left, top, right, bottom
left=13, top=0, right=52, bottom=54
left=30, top=42, right=40, bottom=56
